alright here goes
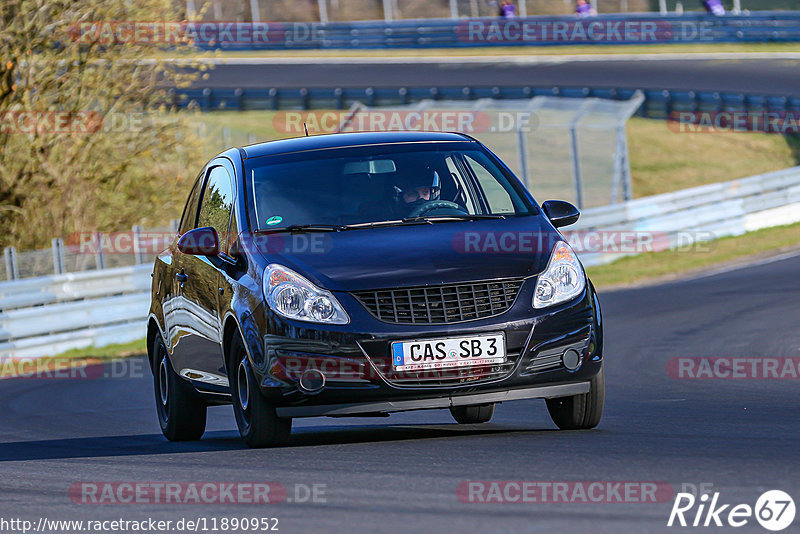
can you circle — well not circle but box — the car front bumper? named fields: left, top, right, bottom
left=248, top=280, right=603, bottom=417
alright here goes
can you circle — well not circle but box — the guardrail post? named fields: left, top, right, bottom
left=518, top=0, right=527, bottom=18
left=318, top=0, right=329, bottom=23
left=170, top=219, right=180, bottom=233
left=570, top=126, right=583, bottom=209
left=658, top=0, right=667, bottom=14
left=334, top=88, right=344, bottom=110
left=132, top=225, right=145, bottom=265
left=52, top=238, right=65, bottom=275
left=249, top=0, right=260, bottom=22
left=4, top=247, right=18, bottom=281
left=449, top=0, right=458, bottom=18
left=300, top=88, right=310, bottom=110
left=568, top=100, right=594, bottom=210
left=269, top=88, right=278, bottom=110
left=95, top=232, right=106, bottom=270
left=382, top=0, right=393, bottom=22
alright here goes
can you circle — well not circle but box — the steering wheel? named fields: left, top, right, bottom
left=407, top=200, right=465, bottom=218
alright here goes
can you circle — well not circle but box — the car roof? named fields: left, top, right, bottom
left=239, top=131, right=475, bottom=160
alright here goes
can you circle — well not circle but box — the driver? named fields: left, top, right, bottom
left=392, top=169, right=441, bottom=217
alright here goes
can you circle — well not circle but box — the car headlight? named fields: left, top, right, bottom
left=263, top=264, right=349, bottom=324
left=533, top=241, right=586, bottom=309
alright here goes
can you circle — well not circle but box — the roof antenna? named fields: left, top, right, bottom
left=304, top=122, right=309, bottom=136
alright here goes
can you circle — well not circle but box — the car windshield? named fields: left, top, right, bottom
left=246, top=142, right=536, bottom=231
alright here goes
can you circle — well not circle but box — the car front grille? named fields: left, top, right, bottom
left=352, top=279, right=525, bottom=325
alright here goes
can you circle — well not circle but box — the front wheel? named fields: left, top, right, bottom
left=546, top=363, right=605, bottom=430
left=228, top=333, right=292, bottom=448
left=152, top=336, right=207, bottom=441
left=450, top=403, right=495, bottom=424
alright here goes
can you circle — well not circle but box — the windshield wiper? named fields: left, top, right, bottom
left=403, top=214, right=507, bottom=223
left=342, top=219, right=432, bottom=230
left=255, top=224, right=345, bottom=234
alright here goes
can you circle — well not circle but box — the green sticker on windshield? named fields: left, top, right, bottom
left=266, top=215, right=283, bottom=226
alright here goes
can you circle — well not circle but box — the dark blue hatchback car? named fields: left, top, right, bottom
left=148, top=131, right=604, bottom=447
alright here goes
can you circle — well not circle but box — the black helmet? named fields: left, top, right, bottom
left=393, top=169, right=441, bottom=210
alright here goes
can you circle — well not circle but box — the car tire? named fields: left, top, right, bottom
left=153, top=336, right=207, bottom=441
left=450, top=403, right=495, bottom=424
left=546, top=363, right=605, bottom=430
left=228, top=333, right=292, bottom=448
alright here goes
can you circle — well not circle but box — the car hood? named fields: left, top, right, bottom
left=252, top=216, right=562, bottom=292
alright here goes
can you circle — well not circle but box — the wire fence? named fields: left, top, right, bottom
left=2, top=223, right=178, bottom=281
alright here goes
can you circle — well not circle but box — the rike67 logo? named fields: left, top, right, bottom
left=668, top=490, right=795, bottom=531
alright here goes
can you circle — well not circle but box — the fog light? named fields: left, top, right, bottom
left=562, top=349, right=582, bottom=371
left=298, top=368, right=326, bottom=393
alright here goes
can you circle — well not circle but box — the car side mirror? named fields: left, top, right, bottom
left=177, top=227, right=219, bottom=256
left=542, top=200, right=580, bottom=228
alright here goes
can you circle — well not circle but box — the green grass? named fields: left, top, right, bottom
left=159, top=42, right=800, bottom=59
left=52, top=338, right=147, bottom=361
left=1, top=339, right=148, bottom=378
left=627, top=117, right=800, bottom=198
left=587, top=221, right=800, bottom=288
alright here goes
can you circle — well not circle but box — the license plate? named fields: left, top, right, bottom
left=391, top=333, right=506, bottom=372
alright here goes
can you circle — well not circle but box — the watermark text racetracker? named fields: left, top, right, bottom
left=0, top=111, right=150, bottom=135
left=0, top=357, right=147, bottom=380
left=667, top=357, right=800, bottom=380
left=457, top=19, right=714, bottom=44
left=669, top=111, right=800, bottom=134
left=70, top=481, right=326, bottom=505
left=69, top=20, right=713, bottom=47
left=454, top=230, right=715, bottom=255
left=67, top=229, right=717, bottom=257
left=457, top=480, right=674, bottom=503
left=273, top=110, right=536, bottom=135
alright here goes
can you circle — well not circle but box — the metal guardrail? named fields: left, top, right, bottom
left=176, top=85, right=800, bottom=129
left=1, top=166, right=799, bottom=359
left=574, top=166, right=800, bottom=266
left=0, top=265, right=151, bottom=359
left=192, top=12, right=800, bottom=50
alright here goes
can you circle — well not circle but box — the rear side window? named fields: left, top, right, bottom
left=178, top=174, right=203, bottom=234
left=197, top=166, right=235, bottom=248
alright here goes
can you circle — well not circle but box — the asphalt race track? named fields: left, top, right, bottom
left=1, top=252, right=798, bottom=533
left=196, top=57, right=800, bottom=97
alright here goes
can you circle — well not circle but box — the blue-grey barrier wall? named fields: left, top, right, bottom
left=191, top=12, right=800, bottom=50
left=174, top=85, right=800, bottom=131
